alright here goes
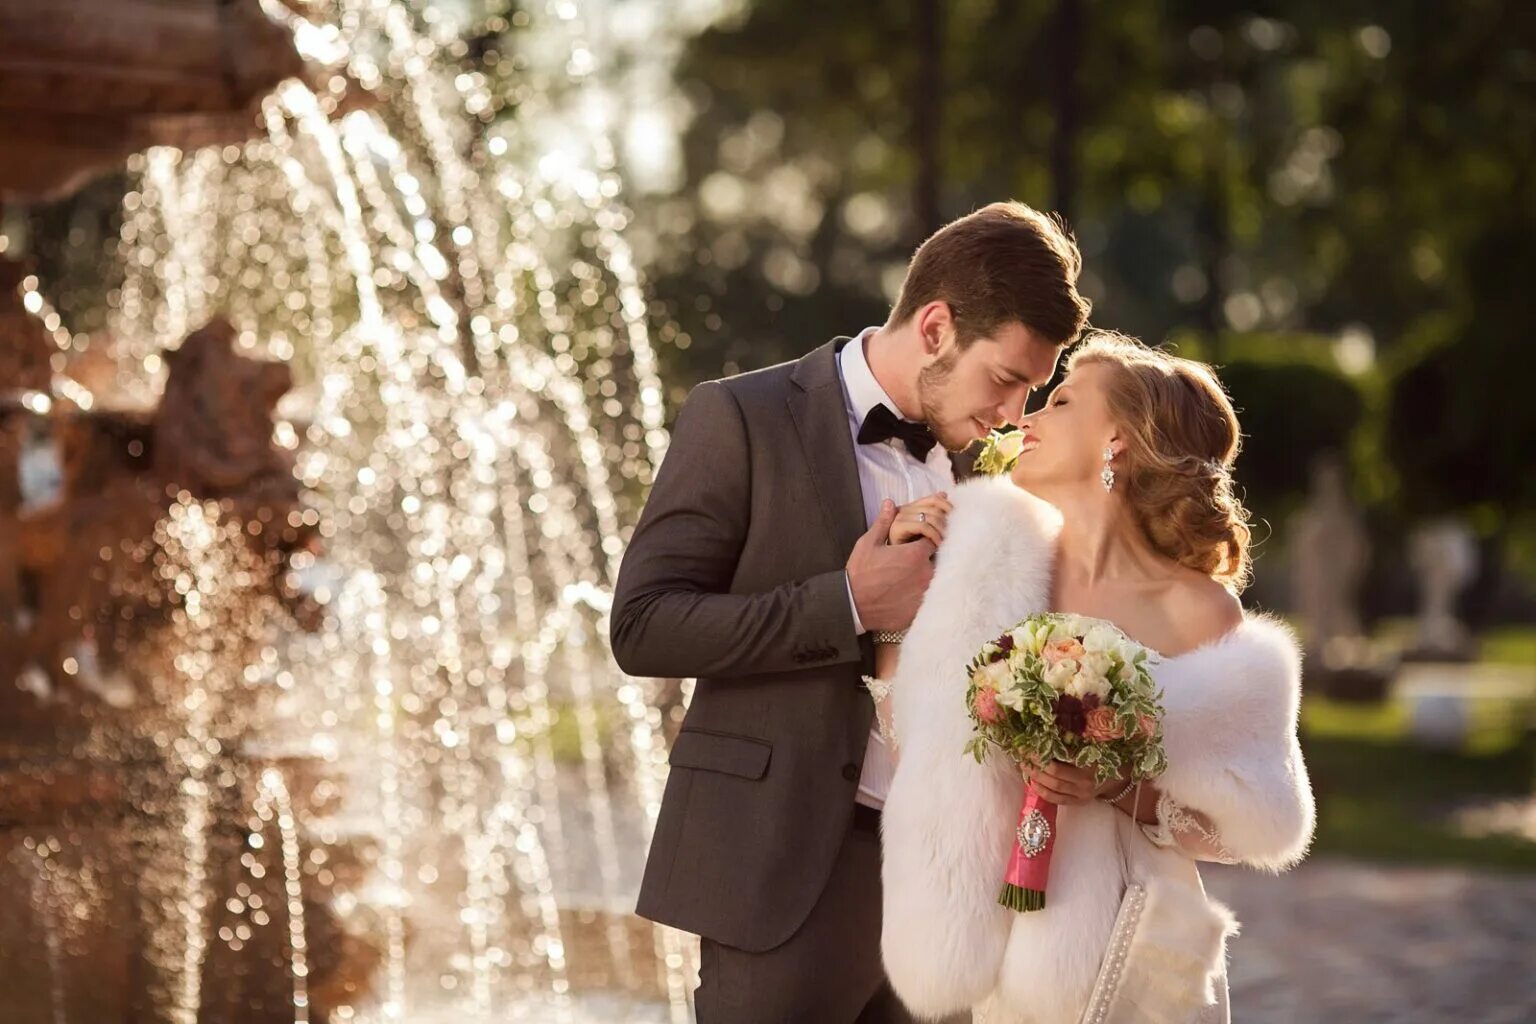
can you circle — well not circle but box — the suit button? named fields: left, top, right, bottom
left=842, top=762, right=859, bottom=782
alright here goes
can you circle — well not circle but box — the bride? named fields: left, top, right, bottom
left=870, top=332, right=1315, bottom=1024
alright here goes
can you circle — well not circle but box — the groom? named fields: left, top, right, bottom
left=611, top=201, right=1089, bottom=1022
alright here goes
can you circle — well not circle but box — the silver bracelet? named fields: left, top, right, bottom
left=871, top=630, right=906, bottom=645
left=1097, top=777, right=1136, bottom=805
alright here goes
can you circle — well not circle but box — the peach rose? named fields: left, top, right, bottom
left=1137, top=714, right=1158, bottom=738
left=1083, top=706, right=1124, bottom=743
left=1042, top=637, right=1087, bottom=666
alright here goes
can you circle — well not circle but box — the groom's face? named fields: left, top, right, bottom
left=917, top=320, right=1064, bottom=452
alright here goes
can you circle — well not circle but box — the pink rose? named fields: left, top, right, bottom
left=1083, top=706, right=1124, bottom=743
left=972, top=686, right=1004, bottom=725
left=1137, top=714, right=1157, bottom=738
left=1042, top=637, right=1087, bottom=666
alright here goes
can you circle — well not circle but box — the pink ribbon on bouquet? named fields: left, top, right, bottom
left=998, top=781, right=1057, bottom=912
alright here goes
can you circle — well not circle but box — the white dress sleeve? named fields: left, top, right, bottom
left=1141, top=789, right=1239, bottom=864
left=863, top=675, right=898, bottom=749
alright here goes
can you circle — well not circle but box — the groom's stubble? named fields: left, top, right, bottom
left=916, top=346, right=973, bottom=453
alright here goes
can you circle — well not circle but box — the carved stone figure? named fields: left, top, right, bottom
left=1289, top=455, right=1369, bottom=657
left=12, top=319, right=315, bottom=705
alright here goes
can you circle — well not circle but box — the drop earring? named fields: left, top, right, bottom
left=1101, top=446, right=1116, bottom=492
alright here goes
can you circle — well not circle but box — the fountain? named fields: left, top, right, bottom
left=3, top=0, right=700, bottom=1021
left=0, top=0, right=307, bottom=199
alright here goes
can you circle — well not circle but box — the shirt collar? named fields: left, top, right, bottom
left=838, top=326, right=902, bottom=425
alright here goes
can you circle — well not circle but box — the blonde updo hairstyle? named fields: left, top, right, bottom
left=1068, top=332, right=1253, bottom=591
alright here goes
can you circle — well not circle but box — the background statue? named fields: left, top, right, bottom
left=1408, top=517, right=1480, bottom=659
left=1289, top=454, right=1369, bottom=657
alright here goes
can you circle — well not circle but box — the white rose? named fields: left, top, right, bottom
left=1083, top=623, right=1122, bottom=655
left=981, top=659, right=1014, bottom=692
left=1009, top=625, right=1034, bottom=649
left=994, top=431, right=1027, bottom=462
left=1080, top=650, right=1113, bottom=680
left=1042, top=619, right=1073, bottom=646
left=1117, top=638, right=1151, bottom=676
left=996, top=685, right=1027, bottom=712
left=1044, top=658, right=1078, bottom=691
left=1066, top=666, right=1111, bottom=701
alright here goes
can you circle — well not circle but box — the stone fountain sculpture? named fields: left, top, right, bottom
left=0, top=319, right=373, bottom=1022
left=0, top=258, right=56, bottom=693
left=10, top=319, right=317, bottom=710
left=0, top=0, right=307, bottom=199
left=0, top=3, right=377, bottom=1021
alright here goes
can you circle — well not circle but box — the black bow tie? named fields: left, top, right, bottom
left=858, top=403, right=937, bottom=461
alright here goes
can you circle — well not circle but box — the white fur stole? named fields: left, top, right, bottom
left=879, top=476, right=1315, bottom=1023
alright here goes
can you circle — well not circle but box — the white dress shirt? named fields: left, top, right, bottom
left=835, top=327, right=955, bottom=809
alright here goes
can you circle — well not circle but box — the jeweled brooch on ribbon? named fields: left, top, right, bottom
left=1017, top=808, right=1052, bottom=858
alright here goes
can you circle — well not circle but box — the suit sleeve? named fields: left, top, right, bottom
left=609, top=380, right=862, bottom=679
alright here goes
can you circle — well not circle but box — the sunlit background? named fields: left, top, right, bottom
left=0, top=1, right=1532, bottom=1022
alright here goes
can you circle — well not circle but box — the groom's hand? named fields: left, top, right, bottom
left=846, top=499, right=937, bottom=633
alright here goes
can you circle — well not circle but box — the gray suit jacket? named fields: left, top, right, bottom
left=611, top=337, right=974, bottom=951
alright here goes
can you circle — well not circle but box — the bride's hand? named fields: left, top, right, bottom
left=889, top=492, right=951, bottom=547
left=1021, top=759, right=1114, bottom=806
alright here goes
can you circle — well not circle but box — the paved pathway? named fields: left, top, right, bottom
left=1206, top=858, right=1536, bottom=1023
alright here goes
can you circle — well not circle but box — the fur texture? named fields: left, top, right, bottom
left=880, top=476, right=1315, bottom=1023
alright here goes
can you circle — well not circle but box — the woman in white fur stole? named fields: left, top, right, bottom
left=872, top=333, right=1315, bottom=1024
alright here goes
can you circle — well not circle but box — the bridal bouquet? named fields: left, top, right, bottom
left=963, top=613, right=1167, bottom=911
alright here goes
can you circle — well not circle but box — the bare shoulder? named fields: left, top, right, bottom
left=1163, top=570, right=1244, bottom=652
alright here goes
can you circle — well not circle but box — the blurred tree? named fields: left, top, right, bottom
left=1221, top=357, right=1364, bottom=525
left=914, top=0, right=944, bottom=240
left=635, top=0, right=1536, bottom=592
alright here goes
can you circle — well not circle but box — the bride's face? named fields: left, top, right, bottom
left=1008, top=360, right=1119, bottom=497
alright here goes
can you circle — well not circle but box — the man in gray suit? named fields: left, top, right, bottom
left=611, top=202, right=1090, bottom=1022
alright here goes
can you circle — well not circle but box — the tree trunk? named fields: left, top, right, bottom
left=1049, top=0, right=1084, bottom=221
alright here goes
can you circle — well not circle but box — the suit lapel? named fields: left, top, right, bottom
left=788, top=338, right=869, bottom=558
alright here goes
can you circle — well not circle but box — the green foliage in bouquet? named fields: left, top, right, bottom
left=971, top=429, right=1024, bottom=477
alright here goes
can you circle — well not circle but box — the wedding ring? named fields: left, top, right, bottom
left=916, top=512, right=926, bottom=523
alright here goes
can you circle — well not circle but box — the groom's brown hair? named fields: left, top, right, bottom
left=890, top=201, right=1090, bottom=347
